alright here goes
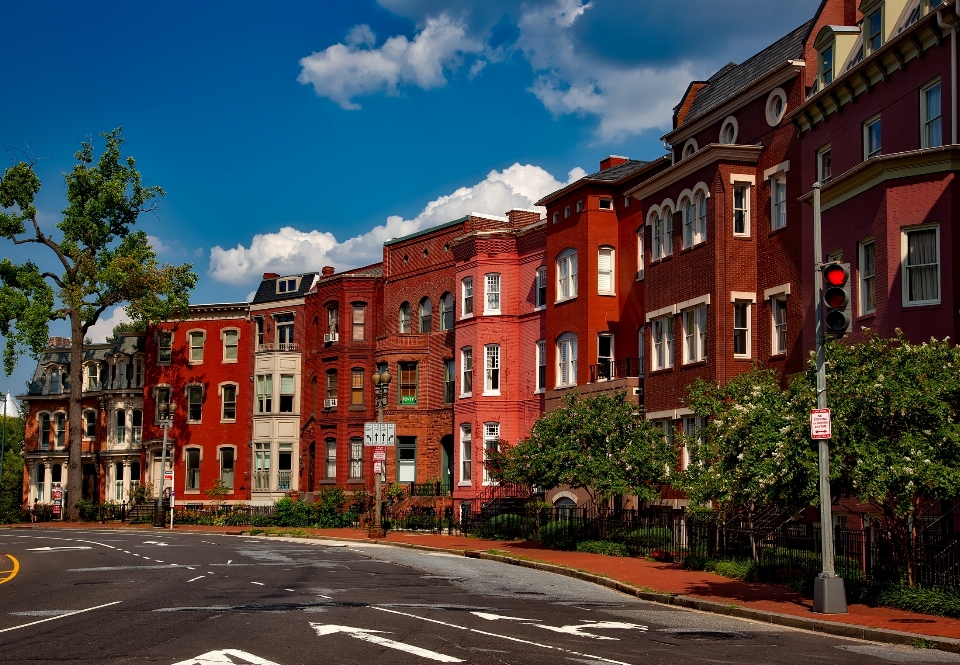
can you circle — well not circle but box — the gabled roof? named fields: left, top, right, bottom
left=675, top=19, right=814, bottom=130
left=250, top=272, right=319, bottom=305
left=535, top=158, right=667, bottom=206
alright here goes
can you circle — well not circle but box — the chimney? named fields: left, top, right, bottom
left=599, top=155, right=629, bottom=171
left=48, top=336, right=71, bottom=348
left=505, top=210, right=543, bottom=228
left=322, top=266, right=335, bottom=277
left=844, top=0, right=858, bottom=25
left=263, top=272, right=280, bottom=279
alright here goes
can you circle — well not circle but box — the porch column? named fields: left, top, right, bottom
left=42, top=461, right=51, bottom=502
left=122, top=459, right=132, bottom=501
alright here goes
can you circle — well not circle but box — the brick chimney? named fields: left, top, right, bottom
left=599, top=155, right=629, bottom=171
left=263, top=272, right=280, bottom=279
left=322, top=266, right=335, bottom=277
left=505, top=209, right=543, bottom=228
left=844, top=0, right=859, bottom=25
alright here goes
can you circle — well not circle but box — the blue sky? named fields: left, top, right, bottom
left=0, top=0, right=820, bottom=395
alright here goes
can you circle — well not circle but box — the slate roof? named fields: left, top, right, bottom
left=536, top=159, right=662, bottom=206
left=24, top=334, right=145, bottom=396
left=679, top=20, right=814, bottom=128
left=250, top=272, right=319, bottom=305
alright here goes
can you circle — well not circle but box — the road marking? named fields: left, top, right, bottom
left=472, top=612, right=540, bottom=622
left=371, top=606, right=632, bottom=665
left=0, top=601, right=121, bottom=634
left=311, top=624, right=463, bottom=663
left=0, top=555, right=20, bottom=585
left=186, top=576, right=206, bottom=583
left=207, top=571, right=215, bottom=574
left=171, top=649, right=283, bottom=665
left=285, top=588, right=295, bottom=592
left=143, top=541, right=169, bottom=546
left=226, top=559, right=232, bottom=565
left=534, top=621, right=647, bottom=641
left=251, top=582, right=265, bottom=586
left=156, top=560, right=164, bottom=563
left=25, top=546, right=92, bottom=552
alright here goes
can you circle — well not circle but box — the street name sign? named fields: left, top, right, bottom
left=811, top=408, right=832, bottom=439
left=364, top=422, right=396, bottom=446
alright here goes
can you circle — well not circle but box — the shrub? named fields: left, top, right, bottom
left=476, top=513, right=534, bottom=540
left=273, top=497, right=312, bottom=527
left=539, top=519, right=580, bottom=550
left=251, top=513, right=274, bottom=527
left=576, top=540, right=633, bottom=557
left=610, top=527, right=674, bottom=551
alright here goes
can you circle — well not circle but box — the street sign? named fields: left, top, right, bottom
left=364, top=422, right=396, bottom=446
left=373, top=461, right=382, bottom=474
left=52, top=486, right=62, bottom=517
left=811, top=408, right=832, bottom=439
left=164, top=469, right=174, bottom=484
left=373, top=446, right=386, bottom=461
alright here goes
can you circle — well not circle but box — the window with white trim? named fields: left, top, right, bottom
left=733, top=184, right=750, bottom=236
left=482, top=422, right=500, bottom=484
left=187, top=385, right=203, bottom=422
left=460, top=424, right=472, bottom=483
left=859, top=240, right=876, bottom=315
left=84, top=409, right=97, bottom=437
left=186, top=448, right=200, bottom=491
left=536, top=340, right=546, bottom=392
left=222, top=329, right=239, bottom=361
left=597, top=247, right=614, bottom=294
left=771, top=298, right=788, bottom=355
left=256, top=375, right=273, bottom=413
left=820, top=44, right=834, bottom=87
left=461, top=278, right=473, bottom=317
left=575, top=200, right=583, bottom=212
left=733, top=302, right=751, bottom=357
left=220, top=447, right=235, bottom=489
left=864, top=115, right=882, bottom=160
left=485, top=273, right=501, bottom=314
left=556, top=333, right=578, bottom=387
left=817, top=145, right=832, bottom=183
left=189, top=331, right=204, bottom=363
left=461, top=347, right=473, bottom=396
left=39, top=413, right=51, bottom=450
left=681, top=416, right=707, bottom=470
left=636, top=228, right=644, bottom=280
left=599, top=198, right=613, bottom=210
left=921, top=80, right=943, bottom=148
left=279, top=374, right=296, bottom=412
left=865, top=9, right=882, bottom=55
left=349, top=437, right=363, bottom=480
left=327, top=305, right=339, bottom=337
left=682, top=198, right=695, bottom=248
left=556, top=250, right=578, bottom=301
left=535, top=267, right=547, bottom=308
left=637, top=326, right=645, bottom=377
left=652, top=208, right=673, bottom=259
left=682, top=305, right=708, bottom=364
left=552, top=211, right=559, bottom=224
left=652, top=315, right=674, bottom=371
left=439, top=294, right=453, bottom=330
left=771, top=176, right=786, bottom=230
left=158, top=332, right=172, bottom=363
left=683, top=194, right=707, bottom=248
left=903, top=226, right=940, bottom=305
left=597, top=333, right=614, bottom=380
left=398, top=302, right=412, bottom=333
left=50, top=367, right=61, bottom=394
left=484, top=344, right=500, bottom=395
left=86, top=364, right=99, bottom=391
left=419, top=297, right=432, bottom=332
left=222, top=384, right=237, bottom=420
left=54, top=412, right=66, bottom=448
left=324, top=439, right=336, bottom=479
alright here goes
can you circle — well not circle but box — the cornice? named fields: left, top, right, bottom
left=626, top=144, right=763, bottom=200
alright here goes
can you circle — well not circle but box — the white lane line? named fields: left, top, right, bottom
left=207, top=571, right=215, bottom=575
left=311, top=624, right=462, bottom=663
left=155, top=560, right=164, bottom=563
left=285, top=588, right=295, bottom=592
left=142, top=557, right=152, bottom=561
left=0, top=601, right=122, bottom=634
left=186, top=576, right=206, bottom=583
left=371, top=606, right=632, bottom=665
left=251, top=582, right=265, bottom=586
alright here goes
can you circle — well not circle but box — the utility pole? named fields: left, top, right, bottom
left=812, top=181, right=847, bottom=614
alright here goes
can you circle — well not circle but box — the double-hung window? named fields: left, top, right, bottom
left=922, top=80, right=943, bottom=148
left=817, top=146, right=832, bottom=183
left=349, top=437, right=363, bottom=480
left=865, top=10, right=882, bottom=55
left=820, top=45, right=834, bottom=87
left=158, top=333, right=172, bottom=363
left=222, top=329, right=238, bottom=361
left=597, top=247, right=614, bottom=294
left=54, top=413, right=66, bottom=448
left=398, top=302, right=412, bottom=333
left=186, top=449, right=200, bottom=491
left=351, top=369, right=364, bottom=406
left=324, top=371, right=337, bottom=406
left=536, top=340, right=546, bottom=392
left=188, top=386, right=203, bottom=422
left=864, top=116, right=882, bottom=159
left=535, top=267, right=547, bottom=308
left=275, top=314, right=294, bottom=348
left=443, top=359, right=455, bottom=404
left=733, top=185, right=750, bottom=236
left=682, top=305, right=708, bottom=364
left=419, top=298, right=432, bottom=332
left=460, top=425, right=472, bottom=483
left=40, top=414, right=51, bottom=450
left=556, top=250, right=578, bottom=301
left=683, top=199, right=695, bottom=248
left=772, top=298, right=788, bottom=355
left=439, top=293, right=453, bottom=330
left=222, top=385, right=237, bottom=420
left=485, top=274, right=501, bottom=314
left=733, top=302, right=751, bottom=357
left=636, top=229, right=644, bottom=280
left=652, top=316, right=674, bottom=371
left=482, top=423, right=500, bottom=484
left=324, top=439, right=336, bottom=479
left=352, top=304, right=366, bottom=340
left=462, top=278, right=473, bottom=317
left=652, top=209, right=673, bottom=259
left=484, top=345, right=500, bottom=395
left=256, top=375, right=273, bottom=413
left=461, top=348, right=473, bottom=396
left=399, top=362, right=418, bottom=404
left=280, top=374, right=296, bottom=412
left=327, top=305, right=339, bottom=338
left=903, top=226, right=940, bottom=305
left=859, top=240, right=876, bottom=315
left=556, top=334, right=578, bottom=387
left=220, top=448, right=235, bottom=489
left=771, top=177, right=786, bottom=230
left=86, top=364, right=99, bottom=391
left=694, top=193, right=707, bottom=244
left=84, top=410, right=97, bottom=437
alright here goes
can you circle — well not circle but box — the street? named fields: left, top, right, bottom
left=0, top=528, right=957, bottom=664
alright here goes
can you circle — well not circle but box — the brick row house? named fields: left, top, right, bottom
left=19, top=0, right=959, bottom=517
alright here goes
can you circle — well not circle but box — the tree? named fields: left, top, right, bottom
left=487, top=390, right=674, bottom=507
left=0, top=129, right=197, bottom=520
left=0, top=407, right=25, bottom=523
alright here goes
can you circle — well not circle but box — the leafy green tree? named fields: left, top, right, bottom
left=488, top=390, right=674, bottom=508
left=0, top=409, right=25, bottom=523
left=0, top=129, right=197, bottom=520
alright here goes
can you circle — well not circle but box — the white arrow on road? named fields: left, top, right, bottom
left=171, top=648, right=283, bottom=665
left=471, top=611, right=540, bottom=622
left=534, top=621, right=648, bottom=640
left=310, top=623, right=463, bottom=663
left=143, top=541, right=170, bottom=546
left=25, top=546, right=92, bottom=551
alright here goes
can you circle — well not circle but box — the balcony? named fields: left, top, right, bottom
left=278, top=470, right=292, bottom=491
left=256, top=342, right=299, bottom=353
left=589, top=357, right=642, bottom=383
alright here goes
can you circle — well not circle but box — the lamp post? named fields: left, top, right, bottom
left=154, top=401, right=177, bottom=528
left=368, top=368, right=391, bottom=538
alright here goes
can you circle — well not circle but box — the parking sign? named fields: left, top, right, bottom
left=811, top=408, right=832, bottom=440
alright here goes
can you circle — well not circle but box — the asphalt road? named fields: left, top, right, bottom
left=0, top=528, right=958, bottom=665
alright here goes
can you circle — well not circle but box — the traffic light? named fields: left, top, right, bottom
left=822, top=263, right=851, bottom=336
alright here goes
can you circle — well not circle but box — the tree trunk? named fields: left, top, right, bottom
left=66, top=317, right=84, bottom=521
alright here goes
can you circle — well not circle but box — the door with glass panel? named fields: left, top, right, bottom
left=397, top=437, right=416, bottom=483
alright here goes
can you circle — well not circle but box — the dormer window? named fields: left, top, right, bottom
left=598, top=198, right=613, bottom=210
left=865, top=9, right=882, bottom=55
left=820, top=45, right=834, bottom=86
left=277, top=277, right=298, bottom=294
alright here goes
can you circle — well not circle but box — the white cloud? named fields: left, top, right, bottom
left=86, top=306, right=132, bottom=343
left=297, top=16, right=484, bottom=109
left=147, top=234, right=172, bottom=254
left=208, top=163, right=584, bottom=284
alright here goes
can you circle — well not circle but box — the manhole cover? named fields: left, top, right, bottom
left=667, top=631, right=753, bottom=641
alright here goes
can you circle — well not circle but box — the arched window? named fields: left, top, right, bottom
left=653, top=208, right=673, bottom=259
left=556, top=333, right=578, bottom=387
left=556, top=249, right=578, bottom=301
left=682, top=198, right=694, bottom=248
left=399, top=302, right=412, bottom=333
left=419, top=297, right=432, bottom=333
left=439, top=293, right=454, bottom=331
left=695, top=191, right=707, bottom=244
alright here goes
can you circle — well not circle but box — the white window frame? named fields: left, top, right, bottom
left=535, top=340, right=546, bottom=393
left=221, top=328, right=239, bottom=363
left=637, top=325, right=645, bottom=377
left=636, top=228, right=644, bottom=280
left=771, top=297, right=788, bottom=355
left=398, top=302, right=412, bottom=333
left=460, top=347, right=473, bottom=397
left=598, top=197, right=613, bottom=210
left=624, top=195, right=632, bottom=207
left=220, top=382, right=238, bottom=422
left=459, top=424, right=472, bottom=485
left=556, top=249, right=578, bottom=302
left=901, top=225, right=941, bottom=306
left=682, top=305, right=708, bottom=364
left=597, top=246, right=615, bottom=294
left=658, top=208, right=673, bottom=258
left=733, top=300, right=752, bottom=358
left=484, top=344, right=500, bottom=396
left=484, top=273, right=501, bottom=315
left=770, top=176, right=787, bottom=230
left=817, top=145, right=833, bottom=183
left=188, top=330, right=205, bottom=364
left=719, top=116, right=738, bottom=144
left=186, top=384, right=204, bottom=423
left=864, top=8, right=883, bottom=55
left=863, top=115, right=882, bottom=160
left=535, top=266, right=547, bottom=309
left=575, top=200, right=584, bottom=213
left=85, top=363, right=99, bottom=391
left=859, top=239, right=877, bottom=315
left=461, top=278, right=473, bottom=318
left=552, top=211, right=559, bottom=224
left=482, top=422, right=500, bottom=485
left=921, top=79, right=943, bottom=149
left=820, top=43, right=834, bottom=87
left=82, top=409, right=97, bottom=439
left=556, top=333, right=578, bottom=388
left=694, top=192, right=707, bottom=245
left=651, top=315, right=674, bottom=371
left=682, top=198, right=694, bottom=249
left=733, top=183, right=751, bottom=236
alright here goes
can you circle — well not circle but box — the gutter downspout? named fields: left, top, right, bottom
left=937, top=2, right=958, bottom=144
left=664, top=141, right=674, bottom=166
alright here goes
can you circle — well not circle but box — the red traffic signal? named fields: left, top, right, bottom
left=822, top=263, right=851, bottom=335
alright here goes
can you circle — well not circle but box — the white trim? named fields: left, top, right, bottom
left=719, top=115, right=739, bottom=144
left=920, top=77, right=943, bottom=149
left=682, top=138, right=699, bottom=158
left=676, top=407, right=694, bottom=417
left=730, top=291, right=757, bottom=303
left=645, top=304, right=677, bottom=322
left=729, top=173, right=756, bottom=185
left=901, top=224, right=941, bottom=306
left=765, top=87, right=789, bottom=127
left=863, top=114, right=882, bottom=161
left=645, top=409, right=677, bottom=421
left=676, top=293, right=710, bottom=312
left=552, top=490, right=579, bottom=504
left=762, top=160, right=791, bottom=180
left=763, top=283, right=791, bottom=299
left=732, top=300, right=752, bottom=359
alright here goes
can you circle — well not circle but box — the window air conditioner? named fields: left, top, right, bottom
left=324, top=398, right=338, bottom=408
left=324, top=333, right=339, bottom=343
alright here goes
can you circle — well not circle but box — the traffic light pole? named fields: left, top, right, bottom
left=812, top=182, right=847, bottom=614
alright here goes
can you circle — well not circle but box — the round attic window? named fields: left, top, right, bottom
left=719, top=116, right=738, bottom=144
left=765, top=87, right=788, bottom=127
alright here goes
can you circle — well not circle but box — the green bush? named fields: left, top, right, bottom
left=610, top=527, right=674, bottom=551
left=273, top=497, right=312, bottom=527
left=539, top=519, right=580, bottom=550
left=476, top=513, right=534, bottom=540
left=576, top=540, right=633, bottom=557
left=251, top=513, right=274, bottom=527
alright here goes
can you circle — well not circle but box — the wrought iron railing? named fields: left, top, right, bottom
left=589, top=357, right=642, bottom=383
left=253, top=470, right=270, bottom=491
left=278, top=470, right=292, bottom=491
left=256, top=343, right=300, bottom=352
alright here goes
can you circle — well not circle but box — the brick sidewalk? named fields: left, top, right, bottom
left=11, top=522, right=960, bottom=642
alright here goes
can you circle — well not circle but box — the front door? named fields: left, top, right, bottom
left=440, top=435, right=454, bottom=490
left=397, top=437, right=416, bottom=483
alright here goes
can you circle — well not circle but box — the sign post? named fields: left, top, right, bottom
left=365, top=422, right=395, bottom=538
left=52, top=485, right=62, bottom=520
left=164, top=469, right=175, bottom=530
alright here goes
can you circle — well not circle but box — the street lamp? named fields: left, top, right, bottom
left=154, top=401, right=177, bottom=528
left=368, top=368, right=391, bottom=538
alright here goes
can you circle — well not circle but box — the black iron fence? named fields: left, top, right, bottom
left=588, top=357, right=642, bottom=383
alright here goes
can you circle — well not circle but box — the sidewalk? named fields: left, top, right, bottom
left=11, top=522, right=960, bottom=647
